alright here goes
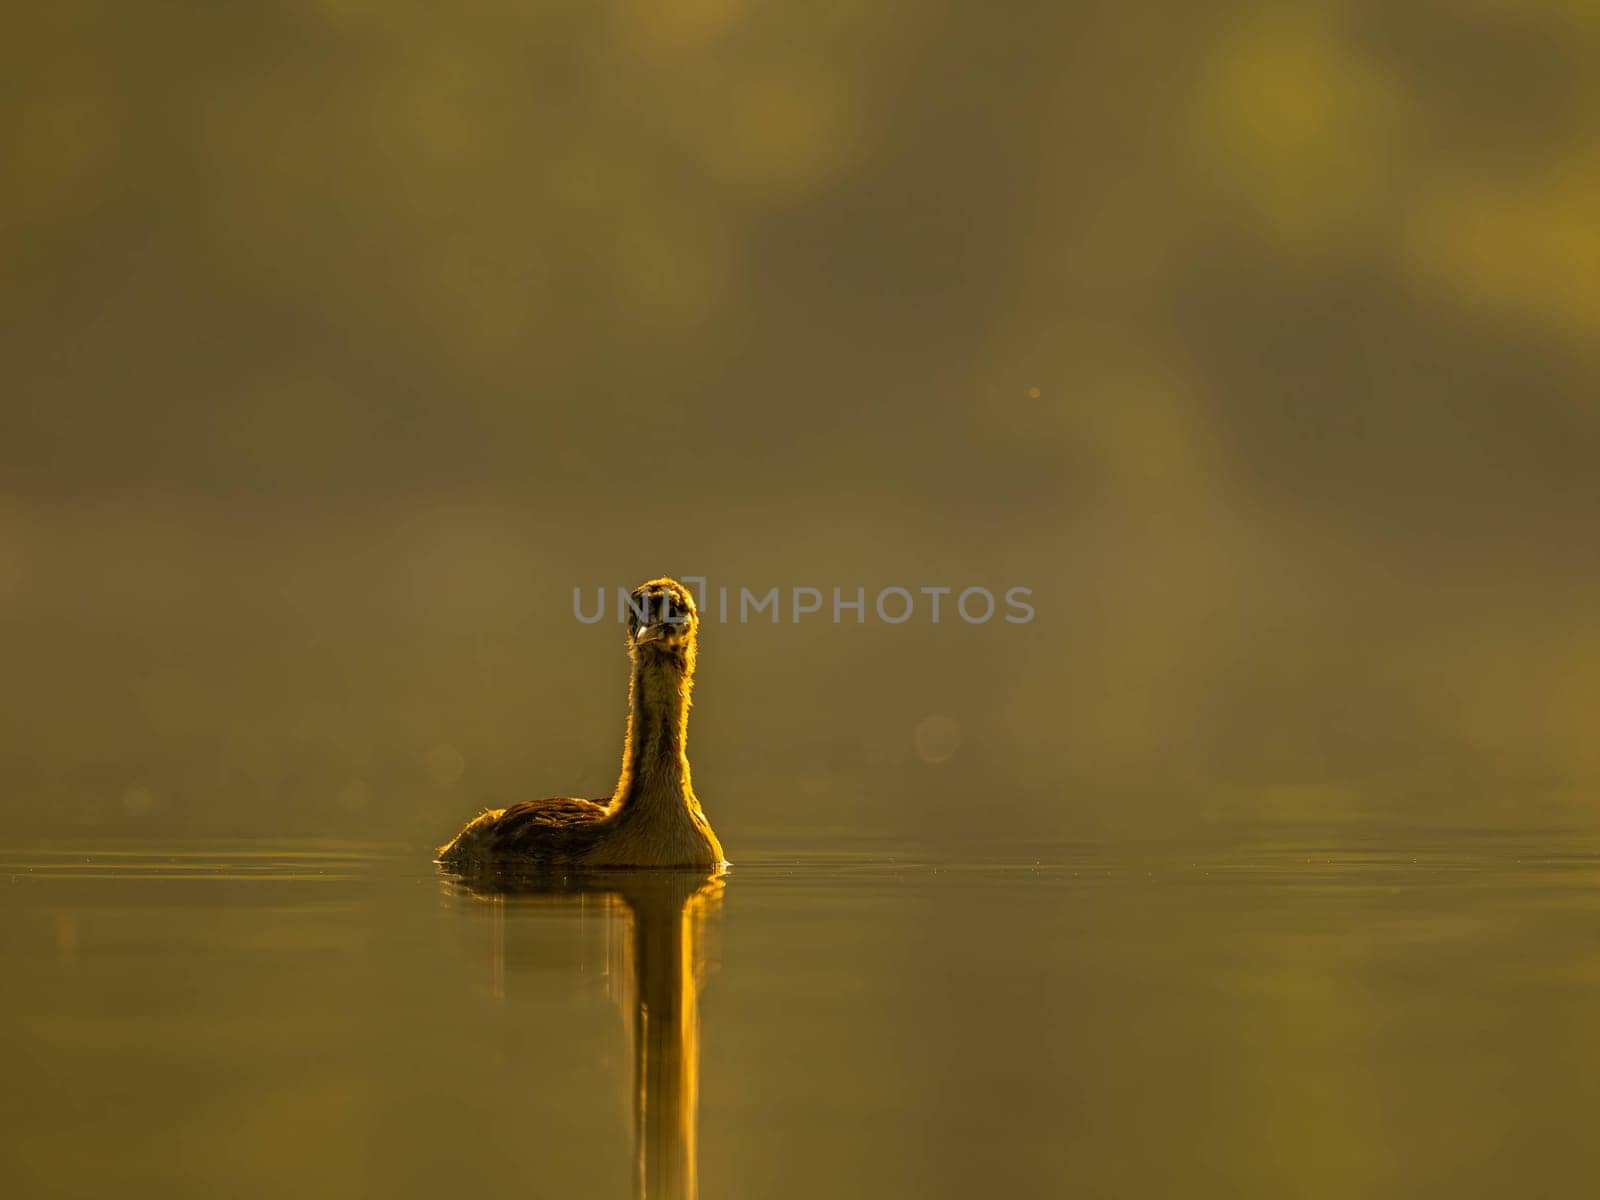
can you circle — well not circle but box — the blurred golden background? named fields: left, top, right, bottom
left=2, top=1, right=1597, bottom=847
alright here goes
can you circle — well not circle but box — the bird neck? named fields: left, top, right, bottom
left=614, top=649, right=701, bottom=821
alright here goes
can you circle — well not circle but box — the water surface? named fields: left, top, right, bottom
left=6, top=829, right=1599, bottom=1198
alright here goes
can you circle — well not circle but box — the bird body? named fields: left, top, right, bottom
left=437, top=578, right=725, bottom=870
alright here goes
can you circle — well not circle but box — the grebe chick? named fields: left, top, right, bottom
left=437, top=578, right=725, bottom=870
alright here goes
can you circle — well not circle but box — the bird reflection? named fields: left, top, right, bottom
left=442, top=867, right=725, bottom=1200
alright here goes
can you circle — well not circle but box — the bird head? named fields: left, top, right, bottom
left=627, top=578, right=698, bottom=657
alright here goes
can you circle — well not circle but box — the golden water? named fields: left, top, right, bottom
left=5, top=829, right=1599, bottom=1198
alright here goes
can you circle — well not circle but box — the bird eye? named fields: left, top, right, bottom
left=627, top=588, right=691, bottom=628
